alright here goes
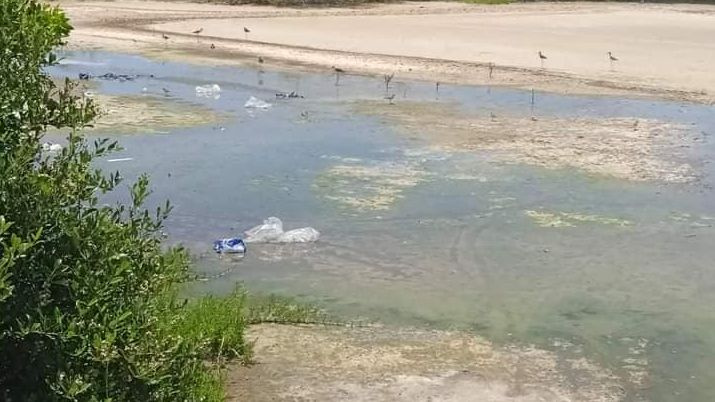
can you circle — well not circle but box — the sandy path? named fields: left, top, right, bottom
left=61, top=1, right=715, bottom=103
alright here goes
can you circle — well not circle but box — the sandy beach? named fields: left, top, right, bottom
left=61, top=0, right=715, bottom=103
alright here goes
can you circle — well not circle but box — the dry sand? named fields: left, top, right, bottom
left=228, top=324, right=625, bottom=401
left=61, top=1, right=715, bottom=103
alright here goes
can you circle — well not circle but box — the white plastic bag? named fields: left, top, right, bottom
left=244, top=217, right=320, bottom=243
left=195, top=84, right=221, bottom=99
left=278, top=227, right=320, bottom=243
left=42, top=142, right=63, bottom=153
left=244, top=217, right=284, bottom=243
left=244, top=96, right=272, bottom=109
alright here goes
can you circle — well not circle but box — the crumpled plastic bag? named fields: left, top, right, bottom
left=244, top=96, right=272, bottom=109
left=244, top=217, right=319, bottom=243
left=196, top=84, right=221, bottom=99
left=42, top=142, right=63, bottom=152
left=244, top=217, right=283, bottom=243
left=278, top=227, right=320, bottom=243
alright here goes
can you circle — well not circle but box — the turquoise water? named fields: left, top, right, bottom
left=51, top=51, right=715, bottom=401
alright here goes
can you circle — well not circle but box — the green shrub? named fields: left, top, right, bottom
left=0, top=0, right=245, bottom=400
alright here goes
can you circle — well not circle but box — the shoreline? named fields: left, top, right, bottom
left=61, top=0, right=715, bottom=104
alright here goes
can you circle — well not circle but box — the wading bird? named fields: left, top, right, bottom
left=538, top=51, right=547, bottom=68
left=608, top=51, right=618, bottom=69
left=162, top=33, right=169, bottom=40
left=192, top=27, right=203, bottom=43
left=258, top=56, right=264, bottom=64
left=332, top=66, right=345, bottom=85
left=244, top=27, right=251, bottom=39
left=385, top=94, right=396, bottom=105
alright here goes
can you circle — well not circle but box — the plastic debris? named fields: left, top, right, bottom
left=213, top=238, right=247, bottom=254
left=244, top=217, right=320, bottom=243
left=107, top=157, right=133, bottom=163
left=195, top=84, right=221, bottom=99
left=278, top=227, right=321, bottom=243
left=275, top=91, right=304, bottom=99
left=244, top=217, right=283, bottom=243
left=41, top=142, right=63, bottom=152
left=244, top=96, right=272, bottom=109
left=78, top=72, right=153, bottom=81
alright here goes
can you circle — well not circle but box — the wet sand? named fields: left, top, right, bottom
left=354, top=100, right=701, bottom=183
left=61, top=1, right=715, bottom=104
left=228, top=324, right=623, bottom=401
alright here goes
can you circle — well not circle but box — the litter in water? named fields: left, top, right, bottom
left=213, top=237, right=247, bottom=254
left=244, top=217, right=320, bottom=243
left=41, top=142, right=63, bottom=152
left=78, top=72, right=153, bottom=81
left=107, top=157, right=134, bottom=163
left=275, top=91, right=304, bottom=99
left=278, top=227, right=321, bottom=243
left=244, top=96, right=272, bottom=109
left=195, top=84, right=221, bottom=99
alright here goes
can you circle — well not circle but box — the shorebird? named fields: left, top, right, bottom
left=385, top=94, right=396, bottom=104
left=210, top=43, right=215, bottom=49
left=192, top=28, right=203, bottom=43
left=162, top=33, right=169, bottom=40
left=488, top=62, right=494, bottom=79
left=332, top=66, right=345, bottom=85
left=244, top=27, right=251, bottom=39
left=258, top=56, right=264, bottom=64
left=608, top=51, right=618, bottom=69
left=538, top=51, right=547, bottom=68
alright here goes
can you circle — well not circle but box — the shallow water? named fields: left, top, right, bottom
left=51, top=51, right=715, bottom=401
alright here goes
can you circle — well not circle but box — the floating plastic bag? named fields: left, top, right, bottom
left=244, top=217, right=283, bottom=243
left=196, top=84, right=221, bottom=99
left=278, top=227, right=320, bottom=243
left=244, top=217, right=320, bottom=243
left=244, top=96, right=272, bottom=109
left=42, top=142, right=63, bottom=153
left=213, top=238, right=246, bottom=254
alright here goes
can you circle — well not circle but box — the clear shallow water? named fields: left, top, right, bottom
left=50, top=51, right=715, bottom=401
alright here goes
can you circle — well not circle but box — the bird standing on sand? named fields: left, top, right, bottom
left=258, top=56, right=264, bottom=64
left=608, top=51, right=618, bottom=69
left=538, top=51, right=547, bottom=68
left=210, top=43, right=215, bottom=49
left=385, top=94, right=396, bottom=105
left=192, top=27, right=203, bottom=43
left=244, top=27, right=251, bottom=40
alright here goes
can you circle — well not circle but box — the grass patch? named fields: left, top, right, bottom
left=160, top=287, right=332, bottom=399
left=171, top=287, right=331, bottom=362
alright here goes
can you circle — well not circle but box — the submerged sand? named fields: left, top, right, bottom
left=354, top=100, right=701, bottom=183
left=229, top=323, right=624, bottom=401
left=89, top=94, right=220, bottom=133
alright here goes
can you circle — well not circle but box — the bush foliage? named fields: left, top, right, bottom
left=0, top=0, right=247, bottom=400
